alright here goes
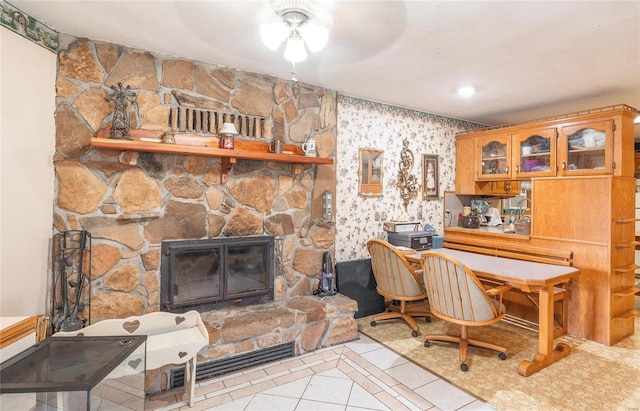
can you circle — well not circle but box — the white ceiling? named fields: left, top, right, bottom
left=10, top=0, right=640, bottom=126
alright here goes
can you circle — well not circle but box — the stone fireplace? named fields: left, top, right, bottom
left=51, top=36, right=357, bottom=395
left=160, top=236, right=275, bottom=313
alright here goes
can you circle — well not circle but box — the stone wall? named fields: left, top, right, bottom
left=51, top=36, right=354, bottom=393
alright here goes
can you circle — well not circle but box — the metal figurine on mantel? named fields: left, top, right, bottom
left=397, top=139, right=419, bottom=209
left=109, top=82, right=137, bottom=139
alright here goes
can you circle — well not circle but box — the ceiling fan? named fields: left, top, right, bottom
left=257, top=0, right=333, bottom=78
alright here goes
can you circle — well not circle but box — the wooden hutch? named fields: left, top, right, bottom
left=452, top=104, right=637, bottom=346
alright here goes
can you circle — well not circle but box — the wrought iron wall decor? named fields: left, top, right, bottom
left=396, top=139, right=419, bottom=209
left=51, top=230, right=91, bottom=334
left=109, top=83, right=137, bottom=139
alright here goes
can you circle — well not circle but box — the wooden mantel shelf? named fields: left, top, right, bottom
left=91, top=137, right=333, bottom=183
left=91, top=137, right=333, bottom=165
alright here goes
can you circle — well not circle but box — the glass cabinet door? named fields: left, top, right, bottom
left=477, top=134, right=511, bottom=180
left=559, top=120, right=613, bottom=175
left=512, top=127, right=557, bottom=178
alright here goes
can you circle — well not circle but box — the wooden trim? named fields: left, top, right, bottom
left=443, top=237, right=573, bottom=266
left=456, top=104, right=636, bottom=137
left=529, top=235, right=609, bottom=247
left=0, top=316, right=38, bottom=349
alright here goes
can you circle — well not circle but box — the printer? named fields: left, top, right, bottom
left=387, top=230, right=432, bottom=251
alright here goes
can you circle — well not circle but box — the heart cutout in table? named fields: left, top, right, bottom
left=128, top=358, right=142, bottom=370
left=123, top=320, right=140, bottom=334
left=175, top=316, right=185, bottom=325
left=179, top=351, right=187, bottom=358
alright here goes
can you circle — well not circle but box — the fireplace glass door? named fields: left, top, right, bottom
left=227, top=243, right=271, bottom=296
left=170, top=247, right=222, bottom=306
left=161, top=236, right=274, bottom=312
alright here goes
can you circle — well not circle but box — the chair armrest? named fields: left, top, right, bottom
left=486, top=284, right=512, bottom=296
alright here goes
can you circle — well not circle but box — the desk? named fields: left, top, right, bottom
left=406, top=248, right=579, bottom=376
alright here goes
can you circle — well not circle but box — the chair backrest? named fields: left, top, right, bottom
left=367, top=239, right=426, bottom=298
left=421, top=251, right=501, bottom=325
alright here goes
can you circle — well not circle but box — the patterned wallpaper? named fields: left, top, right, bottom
left=335, top=95, right=482, bottom=261
left=0, top=1, right=58, bottom=52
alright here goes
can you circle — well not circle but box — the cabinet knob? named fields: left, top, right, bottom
left=562, top=161, right=566, bottom=170
left=515, top=165, right=519, bottom=174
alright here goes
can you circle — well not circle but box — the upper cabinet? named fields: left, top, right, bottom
left=476, top=127, right=559, bottom=181
left=512, top=127, right=557, bottom=178
left=558, top=119, right=613, bottom=176
left=455, top=105, right=636, bottom=194
left=477, top=133, right=512, bottom=180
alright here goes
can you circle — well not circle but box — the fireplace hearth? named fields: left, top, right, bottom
left=160, top=236, right=275, bottom=313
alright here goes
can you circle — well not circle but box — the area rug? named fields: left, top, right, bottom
left=357, top=304, right=640, bottom=411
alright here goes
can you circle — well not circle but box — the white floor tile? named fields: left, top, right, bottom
left=295, top=399, right=345, bottom=410
left=384, top=360, right=439, bottom=389
left=147, top=336, right=490, bottom=411
left=208, top=394, right=254, bottom=410
left=341, top=357, right=371, bottom=377
left=359, top=347, right=409, bottom=370
left=301, top=375, right=353, bottom=405
left=394, top=395, right=423, bottom=411
left=458, top=399, right=496, bottom=411
left=344, top=334, right=382, bottom=354
left=364, top=374, right=398, bottom=396
left=243, top=393, right=299, bottom=411
left=413, top=379, right=476, bottom=411
left=316, top=368, right=350, bottom=379
left=262, top=376, right=312, bottom=398
left=347, top=383, right=390, bottom=410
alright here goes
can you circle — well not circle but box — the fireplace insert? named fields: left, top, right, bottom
left=160, top=236, right=275, bottom=313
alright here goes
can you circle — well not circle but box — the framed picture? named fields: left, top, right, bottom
left=358, top=148, right=383, bottom=197
left=422, top=154, right=439, bottom=200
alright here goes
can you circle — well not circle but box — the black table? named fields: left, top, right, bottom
left=1, top=335, right=146, bottom=410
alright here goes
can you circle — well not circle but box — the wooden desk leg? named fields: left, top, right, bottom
left=517, top=285, right=571, bottom=377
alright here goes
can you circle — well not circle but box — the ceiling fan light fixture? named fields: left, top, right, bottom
left=284, top=34, right=307, bottom=63
left=299, top=22, right=328, bottom=52
left=260, top=21, right=289, bottom=50
left=259, top=0, right=332, bottom=64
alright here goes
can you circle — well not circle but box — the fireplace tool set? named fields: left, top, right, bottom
left=50, top=230, right=91, bottom=333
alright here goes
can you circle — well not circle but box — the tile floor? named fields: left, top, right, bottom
left=146, top=333, right=493, bottom=411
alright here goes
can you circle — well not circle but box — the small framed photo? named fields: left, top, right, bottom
left=422, top=154, right=439, bottom=200
left=358, top=148, right=383, bottom=197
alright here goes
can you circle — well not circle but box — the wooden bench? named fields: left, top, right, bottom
left=443, top=238, right=573, bottom=336
left=54, top=310, right=208, bottom=407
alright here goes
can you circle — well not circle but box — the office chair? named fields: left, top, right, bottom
left=367, top=239, right=431, bottom=337
left=421, top=251, right=512, bottom=371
